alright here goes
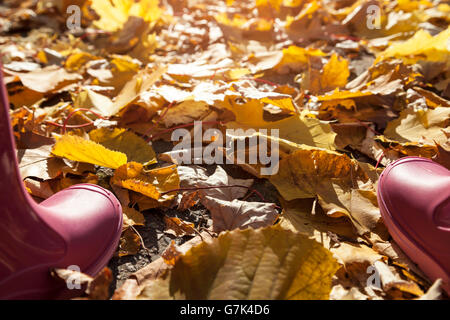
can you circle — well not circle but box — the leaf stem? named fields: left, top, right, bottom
left=143, top=101, right=175, bottom=140
left=62, top=108, right=109, bottom=134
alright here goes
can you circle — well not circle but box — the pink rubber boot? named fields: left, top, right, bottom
left=377, top=157, right=450, bottom=296
left=0, top=68, right=123, bottom=299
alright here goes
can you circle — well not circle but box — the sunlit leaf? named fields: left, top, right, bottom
left=52, top=134, right=128, bottom=169
left=138, top=226, right=339, bottom=300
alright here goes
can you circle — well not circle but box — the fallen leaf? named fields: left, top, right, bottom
left=164, top=216, right=196, bottom=237
left=202, top=197, right=278, bottom=233
left=111, top=163, right=180, bottom=202
left=384, top=107, right=450, bottom=145
left=89, top=0, right=162, bottom=32
left=269, top=145, right=370, bottom=200
left=119, top=228, right=141, bottom=257
left=52, top=134, right=128, bottom=169
left=378, top=27, right=450, bottom=67
left=4, top=66, right=82, bottom=93
left=303, top=53, right=350, bottom=94
left=161, top=241, right=182, bottom=266
left=122, top=206, right=145, bottom=229
left=137, top=226, right=339, bottom=300
left=433, top=139, right=450, bottom=170
left=89, top=127, right=157, bottom=165
left=279, top=198, right=358, bottom=247
left=51, top=267, right=113, bottom=300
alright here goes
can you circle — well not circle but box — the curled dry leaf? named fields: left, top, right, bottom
left=161, top=240, right=182, bottom=266
left=51, top=267, right=113, bottom=300
left=164, top=216, right=196, bottom=237
left=119, top=228, right=141, bottom=257
left=111, top=163, right=180, bottom=202
left=122, top=206, right=145, bottom=229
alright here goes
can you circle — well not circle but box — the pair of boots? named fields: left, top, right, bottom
left=0, top=67, right=449, bottom=298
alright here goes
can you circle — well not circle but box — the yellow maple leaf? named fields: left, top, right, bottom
left=52, top=134, right=128, bottom=169
left=89, top=0, right=162, bottom=32
left=321, top=54, right=350, bottom=92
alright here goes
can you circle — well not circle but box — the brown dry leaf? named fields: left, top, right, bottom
left=24, top=179, right=55, bottom=200
left=161, top=241, right=182, bottom=266
left=331, top=122, right=368, bottom=150
left=371, top=260, right=424, bottom=298
left=177, top=190, right=200, bottom=211
left=138, top=225, right=339, bottom=300
left=202, top=197, right=279, bottom=233
left=7, top=85, right=45, bottom=108
left=122, top=206, right=145, bottom=229
left=346, top=59, right=423, bottom=96
left=51, top=267, right=113, bottom=300
left=269, top=145, right=386, bottom=237
left=18, top=144, right=61, bottom=180
left=86, top=267, right=114, bottom=300
left=223, top=106, right=337, bottom=150
left=164, top=216, right=196, bottom=237
left=412, top=87, right=450, bottom=109
left=317, top=184, right=384, bottom=236
left=162, top=100, right=210, bottom=127
left=373, top=135, right=439, bottom=160
left=73, top=88, right=114, bottom=117
left=111, top=163, right=180, bottom=203
left=176, top=166, right=278, bottom=232
left=197, top=166, right=253, bottom=200
left=51, top=267, right=92, bottom=287
left=433, top=139, right=450, bottom=170
left=112, top=232, right=213, bottom=300
left=119, top=228, right=141, bottom=257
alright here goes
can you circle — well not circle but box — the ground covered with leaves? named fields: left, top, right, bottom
left=1, top=0, right=449, bottom=300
